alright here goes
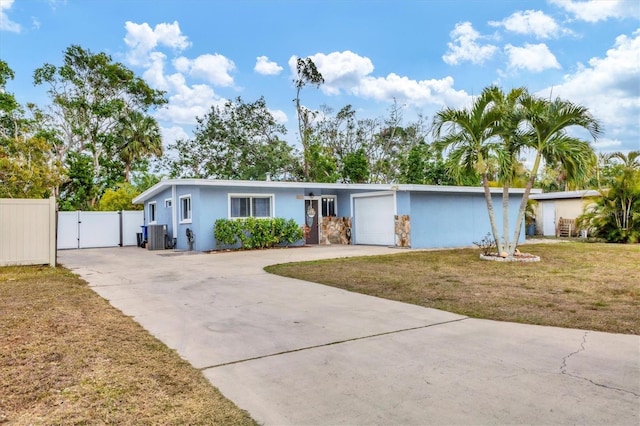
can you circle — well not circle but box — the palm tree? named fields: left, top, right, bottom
left=433, top=86, right=506, bottom=253
left=578, top=166, right=640, bottom=243
left=511, top=94, right=601, bottom=249
left=609, top=151, right=640, bottom=170
left=488, top=86, right=528, bottom=255
left=118, top=111, right=163, bottom=182
left=435, top=87, right=600, bottom=257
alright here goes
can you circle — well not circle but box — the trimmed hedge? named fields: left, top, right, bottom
left=214, top=217, right=303, bottom=249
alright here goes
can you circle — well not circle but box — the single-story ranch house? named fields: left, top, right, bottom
left=133, top=179, right=541, bottom=251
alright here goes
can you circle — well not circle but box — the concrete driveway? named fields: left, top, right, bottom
left=59, top=246, right=639, bottom=425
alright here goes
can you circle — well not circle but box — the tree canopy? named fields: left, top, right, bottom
left=1, top=60, right=62, bottom=198
left=164, top=96, right=299, bottom=180
left=33, top=45, right=167, bottom=208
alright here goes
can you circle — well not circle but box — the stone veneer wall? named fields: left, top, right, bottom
left=320, top=217, right=352, bottom=245
left=394, top=214, right=411, bottom=247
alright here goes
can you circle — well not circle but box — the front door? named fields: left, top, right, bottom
left=304, top=199, right=319, bottom=244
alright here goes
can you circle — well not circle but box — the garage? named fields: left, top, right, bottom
left=353, top=193, right=395, bottom=245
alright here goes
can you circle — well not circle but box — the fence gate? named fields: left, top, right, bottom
left=57, top=210, right=144, bottom=249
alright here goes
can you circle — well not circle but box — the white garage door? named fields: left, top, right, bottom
left=354, top=194, right=395, bottom=245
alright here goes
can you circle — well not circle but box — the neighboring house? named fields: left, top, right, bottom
left=132, top=179, right=540, bottom=251
left=530, top=190, right=600, bottom=237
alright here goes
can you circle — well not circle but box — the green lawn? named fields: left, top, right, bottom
left=266, top=242, right=640, bottom=335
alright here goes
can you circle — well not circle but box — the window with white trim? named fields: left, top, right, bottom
left=321, top=196, right=336, bottom=217
left=179, top=195, right=192, bottom=223
left=229, top=194, right=273, bottom=218
left=164, top=198, right=172, bottom=208
left=148, top=202, right=157, bottom=223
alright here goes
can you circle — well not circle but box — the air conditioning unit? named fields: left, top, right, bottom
left=147, top=224, right=167, bottom=250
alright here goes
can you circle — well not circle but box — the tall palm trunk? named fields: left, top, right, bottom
left=482, top=173, right=504, bottom=254
left=511, top=154, right=542, bottom=251
left=502, top=182, right=513, bottom=254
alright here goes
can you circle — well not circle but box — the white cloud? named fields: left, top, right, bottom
left=549, top=0, right=640, bottom=22
left=289, top=51, right=375, bottom=95
left=155, top=81, right=223, bottom=125
left=160, top=125, right=190, bottom=148
left=122, top=21, right=232, bottom=132
left=141, top=51, right=170, bottom=90
left=269, top=109, right=288, bottom=124
left=442, top=22, right=498, bottom=65
left=255, top=56, right=283, bottom=75
left=505, top=43, right=561, bottom=72
left=356, top=74, right=470, bottom=108
left=489, top=10, right=563, bottom=39
left=173, top=53, right=235, bottom=87
left=288, top=50, right=470, bottom=108
left=0, top=0, right=21, bottom=32
left=539, top=30, right=640, bottom=150
left=124, top=21, right=191, bottom=66
left=150, top=64, right=225, bottom=126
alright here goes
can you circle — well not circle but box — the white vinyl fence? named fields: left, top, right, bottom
left=0, top=197, right=56, bottom=267
left=57, top=210, right=144, bottom=249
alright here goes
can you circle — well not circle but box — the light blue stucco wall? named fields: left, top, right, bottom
left=142, top=183, right=526, bottom=251
left=142, top=187, right=172, bottom=247
left=170, top=185, right=309, bottom=251
left=408, top=192, right=525, bottom=249
left=396, top=191, right=411, bottom=216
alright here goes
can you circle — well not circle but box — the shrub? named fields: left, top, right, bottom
left=214, top=218, right=303, bottom=250
left=473, top=232, right=497, bottom=255
left=577, top=168, right=640, bottom=243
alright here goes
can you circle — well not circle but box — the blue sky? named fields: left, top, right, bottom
left=1, top=0, right=639, bottom=157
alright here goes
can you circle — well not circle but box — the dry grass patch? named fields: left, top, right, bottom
left=266, top=242, right=640, bottom=335
left=0, top=265, right=256, bottom=425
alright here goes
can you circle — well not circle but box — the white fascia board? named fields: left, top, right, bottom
left=132, top=178, right=542, bottom=203
left=530, top=189, right=600, bottom=200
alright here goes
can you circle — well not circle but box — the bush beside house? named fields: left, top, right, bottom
left=214, top=218, right=303, bottom=250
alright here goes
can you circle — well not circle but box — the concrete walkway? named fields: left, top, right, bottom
left=59, top=246, right=639, bottom=425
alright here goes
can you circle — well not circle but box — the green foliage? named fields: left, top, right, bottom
left=132, top=169, right=162, bottom=192
left=117, top=111, right=163, bottom=182
left=165, top=96, right=298, bottom=180
left=578, top=168, right=640, bottom=243
left=342, top=148, right=369, bottom=183
left=58, top=152, right=95, bottom=211
left=97, top=183, right=142, bottom=211
left=33, top=45, right=167, bottom=207
left=0, top=60, right=21, bottom=136
left=399, top=143, right=461, bottom=185
left=0, top=61, right=64, bottom=198
left=0, top=136, right=62, bottom=198
left=295, top=57, right=325, bottom=180
left=213, top=219, right=244, bottom=246
left=214, top=218, right=303, bottom=249
left=305, top=142, right=340, bottom=183
left=433, top=85, right=600, bottom=256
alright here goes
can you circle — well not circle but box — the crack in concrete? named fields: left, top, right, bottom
left=560, top=331, right=588, bottom=374
left=564, top=371, right=640, bottom=397
left=199, top=317, right=469, bottom=371
left=560, top=331, right=640, bottom=397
